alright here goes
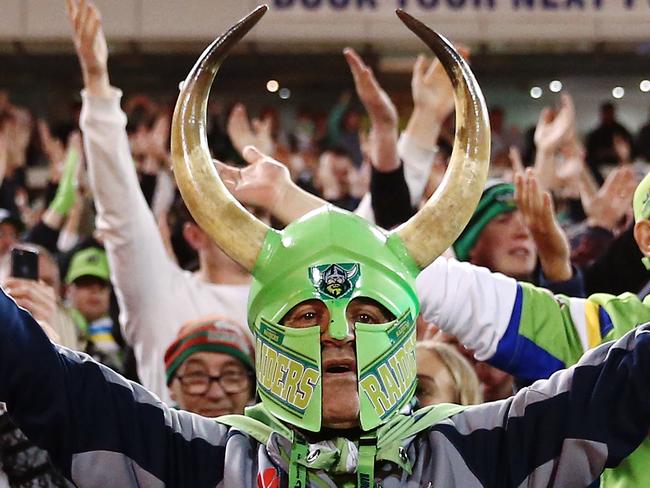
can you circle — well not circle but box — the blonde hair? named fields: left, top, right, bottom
left=417, top=341, right=483, bottom=405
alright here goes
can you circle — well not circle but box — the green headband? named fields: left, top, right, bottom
left=453, top=182, right=516, bottom=261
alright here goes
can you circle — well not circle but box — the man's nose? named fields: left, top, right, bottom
left=321, top=319, right=355, bottom=345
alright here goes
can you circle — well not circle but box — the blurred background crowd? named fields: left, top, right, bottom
left=1, top=0, right=650, bottom=486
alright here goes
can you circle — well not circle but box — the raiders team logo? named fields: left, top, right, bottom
left=309, top=263, right=360, bottom=300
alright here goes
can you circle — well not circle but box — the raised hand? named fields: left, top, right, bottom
left=403, top=47, right=469, bottom=153
left=216, top=146, right=325, bottom=224
left=215, top=145, right=290, bottom=213
left=534, top=93, right=575, bottom=154
left=343, top=47, right=399, bottom=172
left=227, top=104, right=274, bottom=157
left=515, top=168, right=572, bottom=282
left=412, top=46, right=469, bottom=122
left=4, top=277, right=58, bottom=327
left=4, top=108, right=32, bottom=172
left=582, top=165, right=636, bottom=232
left=66, top=0, right=110, bottom=96
left=343, top=48, right=397, bottom=130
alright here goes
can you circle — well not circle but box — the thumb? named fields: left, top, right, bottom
left=242, top=145, right=267, bottom=165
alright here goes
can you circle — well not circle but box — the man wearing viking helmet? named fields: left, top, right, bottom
left=2, top=5, right=650, bottom=488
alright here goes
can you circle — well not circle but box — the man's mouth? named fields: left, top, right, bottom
left=323, top=357, right=356, bottom=375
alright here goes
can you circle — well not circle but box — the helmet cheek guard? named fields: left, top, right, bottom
left=356, top=314, right=417, bottom=430
left=254, top=320, right=322, bottom=431
left=172, top=6, right=490, bottom=433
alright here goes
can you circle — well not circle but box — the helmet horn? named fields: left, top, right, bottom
left=171, top=5, right=270, bottom=272
left=391, top=10, right=490, bottom=269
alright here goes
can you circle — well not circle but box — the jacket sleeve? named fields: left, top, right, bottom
left=430, top=323, right=650, bottom=487
left=417, top=257, right=650, bottom=381
left=369, top=162, right=414, bottom=230
left=0, top=287, right=228, bottom=488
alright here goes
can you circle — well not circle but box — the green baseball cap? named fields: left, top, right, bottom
left=65, top=247, right=110, bottom=284
left=632, top=172, right=650, bottom=270
left=633, top=171, right=650, bottom=222
left=453, top=181, right=516, bottom=261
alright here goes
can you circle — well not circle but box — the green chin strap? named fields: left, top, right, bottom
left=249, top=207, right=420, bottom=432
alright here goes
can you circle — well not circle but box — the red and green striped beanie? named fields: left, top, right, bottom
left=164, top=317, right=254, bottom=384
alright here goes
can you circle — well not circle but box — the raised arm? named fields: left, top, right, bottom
left=399, top=48, right=470, bottom=206
left=0, top=282, right=228, bottom=487
left=342, top=48, right=414, bottom=228
left=343, top=47, right=399, bottom=174
left=433, top=323, right=650, bottom=487
left=532, top=93, right=575, bottom=192
left=68, top=1, right=180, bottom=337
left=515, top=168, right=573, bottom=283
left=416, top=257, right=650, bottom=381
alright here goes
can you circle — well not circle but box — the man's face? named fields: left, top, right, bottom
left=0, top=223, right=19, bottom=257
left=169, top=351, right=253, bottom=417
left=468, top=210, right=537, bottom=280
left=67, top=276, right=111, bottom=322
left=321, top=152, right=353, bottom=186
left=281, top=298, right=394, bottom=429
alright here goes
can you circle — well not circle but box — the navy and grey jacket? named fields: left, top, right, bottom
left=1, top=288, right=649, bottom=487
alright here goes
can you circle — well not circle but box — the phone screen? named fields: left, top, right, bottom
left=11, top=248, right=39, bottom=280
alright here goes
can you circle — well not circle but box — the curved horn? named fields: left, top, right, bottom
left=392, top=10, right=490, bottom=269
left=171, top=6, right=270, bottom=272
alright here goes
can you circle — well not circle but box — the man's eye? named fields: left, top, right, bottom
left=301, top=311, right=317, bottom=321
left=357, top=313, right=377, bottom=324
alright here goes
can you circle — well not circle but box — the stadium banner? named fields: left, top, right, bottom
left=1, top=0, right=648, bottom=44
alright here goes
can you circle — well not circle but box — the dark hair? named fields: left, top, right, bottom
left=600, top=102, right=615, bottom=112
left=323, top=144, right=352, bottom=160
left=126, top=106, right=156, bottom=135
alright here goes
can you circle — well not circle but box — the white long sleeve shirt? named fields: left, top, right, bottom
left=80, top=89, right=250, bottom=404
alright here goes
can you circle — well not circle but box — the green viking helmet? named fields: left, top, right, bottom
left=171, top=6, right=490, bottom=432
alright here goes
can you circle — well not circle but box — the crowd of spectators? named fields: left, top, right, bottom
left=0, top=0, right=649, bottom=486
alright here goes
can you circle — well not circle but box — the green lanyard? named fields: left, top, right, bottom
left=287, top=434, right=377, bottom=488
left=288, top=436, right=309, bottom=488
left=357, top=434, right=377, bottom=488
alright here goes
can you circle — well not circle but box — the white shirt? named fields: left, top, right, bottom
left=80, top=90, right=250, bottom=404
